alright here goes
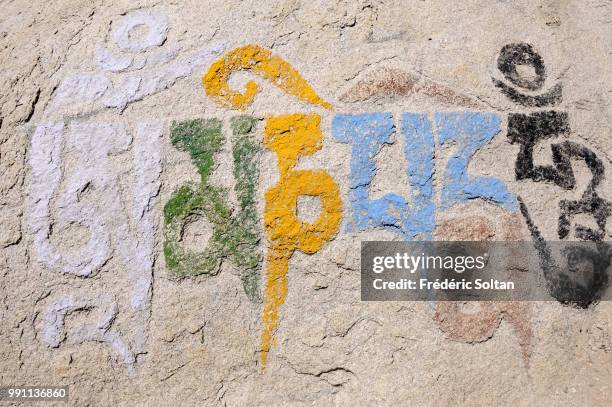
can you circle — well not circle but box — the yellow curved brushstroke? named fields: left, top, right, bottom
left=260, top=114, right=342, bottom=368
left=203, top=45, right=332, bottom=111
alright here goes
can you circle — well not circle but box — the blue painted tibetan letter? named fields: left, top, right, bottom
left=435, top=112, right=517, bottom=212
left=332, top=113, right=435, bottom=239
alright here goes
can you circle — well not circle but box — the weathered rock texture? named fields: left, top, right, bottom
left=1, top=0, right=611, bottom=405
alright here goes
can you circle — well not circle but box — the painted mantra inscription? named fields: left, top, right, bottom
left=27, top=16, right=611, bottom=374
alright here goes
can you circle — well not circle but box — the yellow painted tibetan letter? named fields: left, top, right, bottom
left=260, top=114, right=342, bottom=367
left=203, top=44, right=331, bottom=111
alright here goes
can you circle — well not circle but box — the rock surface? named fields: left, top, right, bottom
left=0, top=1, right=611, bottom=405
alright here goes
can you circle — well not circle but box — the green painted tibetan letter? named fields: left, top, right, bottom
left=163, top=116, right=262, bottom=301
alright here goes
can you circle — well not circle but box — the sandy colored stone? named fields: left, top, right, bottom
left=0, top=1, right=611, bottom=406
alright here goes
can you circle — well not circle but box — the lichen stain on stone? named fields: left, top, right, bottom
left=163, top=117, right=262, bottom=302
left=260, top=114, right=343, bottom=368
left=434, top=215, right=533, bottom=365
left=435, top=215, right=496, bottom=241
left=433, top=301, right=532, bottom=365
left=339, top=68, right=419, bottom=103
left=339, top=67, right=484, bottom=108
left=203, top=44, right=332, bottom=111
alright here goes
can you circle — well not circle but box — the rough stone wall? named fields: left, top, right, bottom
left=0, top=0, right=611, bottom=405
